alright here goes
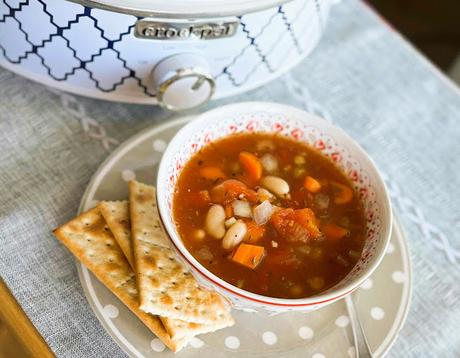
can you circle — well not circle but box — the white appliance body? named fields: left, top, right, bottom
left=0, top=0, right=332, bottom=107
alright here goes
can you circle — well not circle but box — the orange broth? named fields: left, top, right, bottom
left=173, top=133, right=366, bottom=299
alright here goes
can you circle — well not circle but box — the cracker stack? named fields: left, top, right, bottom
left=54, top=181, right=234, bottom=353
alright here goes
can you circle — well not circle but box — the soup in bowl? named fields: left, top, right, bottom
left=157, top=102, right=391, bottom=313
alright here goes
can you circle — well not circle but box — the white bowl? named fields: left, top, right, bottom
left=157, top=102, right=392, bottom=313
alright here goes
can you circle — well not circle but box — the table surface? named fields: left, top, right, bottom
left=1, top=0, right=460, bottom=357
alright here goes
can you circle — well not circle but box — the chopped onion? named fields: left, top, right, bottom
left=348, top=250, right=361, bottom=260
left=314, top=193, right=330, bottom=211
left=260, top=153, right=278, bottom=173
left=232, top=200, right=252, bottom=218
left=335, top=255, right=350, bottom=267
left=253, top=200, right=274, bottom=225
left=196, top=246, right=213, bottom=261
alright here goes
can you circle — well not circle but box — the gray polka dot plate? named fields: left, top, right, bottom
left=78, top=116, right=412, bottom=358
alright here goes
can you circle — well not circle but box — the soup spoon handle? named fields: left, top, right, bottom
left=345, top=295, right=374, bottom=358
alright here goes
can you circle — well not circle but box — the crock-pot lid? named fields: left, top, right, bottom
left=73, top=0, right=292, bottom=18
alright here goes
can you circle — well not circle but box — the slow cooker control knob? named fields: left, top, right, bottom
left=152, top=54, right=215, bottom=111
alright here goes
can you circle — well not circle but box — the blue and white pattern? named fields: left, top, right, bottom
left=0, top=0, right=329, bottom=103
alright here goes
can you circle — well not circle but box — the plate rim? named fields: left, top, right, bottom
left=76, top=116, right=412, bottom=358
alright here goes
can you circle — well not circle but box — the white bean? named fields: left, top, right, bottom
left=261, top=176, right=290, bottom=198
left=222, top=220, right=247, bottom=250
left=205, top=204, right=226, bottom=239
left=257, top=188, right=275, bottom=202
left=225, top=217, right=237, bottom=228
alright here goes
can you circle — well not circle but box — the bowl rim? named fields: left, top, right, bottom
left=157, top=101, right=392, bottom=306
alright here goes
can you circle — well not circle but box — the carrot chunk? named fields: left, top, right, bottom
left=322, top=223, right=349, bottom=240
left=239, top=152, right=262, bottom=184
left=330, top=181, right=353, bottom=204
left=304, top=176, right=322, bottom=193
left=244, top=221, right=266, bottom=243
left=199, top=166, right=226, bottom=181
left=231, top=244, right=265, bottom=269
left=210, top=179, right=258, bottom=204
left=224, top=204, right=233, bottom=218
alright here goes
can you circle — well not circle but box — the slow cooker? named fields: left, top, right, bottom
left=0, top=0, right=333, bottom=110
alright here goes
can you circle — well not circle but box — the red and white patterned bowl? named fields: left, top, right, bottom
left=157, top=102, right=392, bottom=313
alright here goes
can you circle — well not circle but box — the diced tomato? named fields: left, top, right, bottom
left=270, top=208, right=321, bottom=243
left=210, top=179, right=258, bottom=205
left=286, top=188, right=314, bottom=208
left=199, top=190, right=210, bottom=202
left=244, top=221, right=266, bottom=243
left=293, top=208, right=322, bottom=238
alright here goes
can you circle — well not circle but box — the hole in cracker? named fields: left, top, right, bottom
left=171, top=281, right=176, bottom=285
left=168, top=257, right=174, bottom=261
left=183, top=272, right=190, bottom=276
left=174, top=306, right=180, bottom=310
left=185, top=296, right=190, bottom=300
left=160, top=290, right=165, bottom=294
